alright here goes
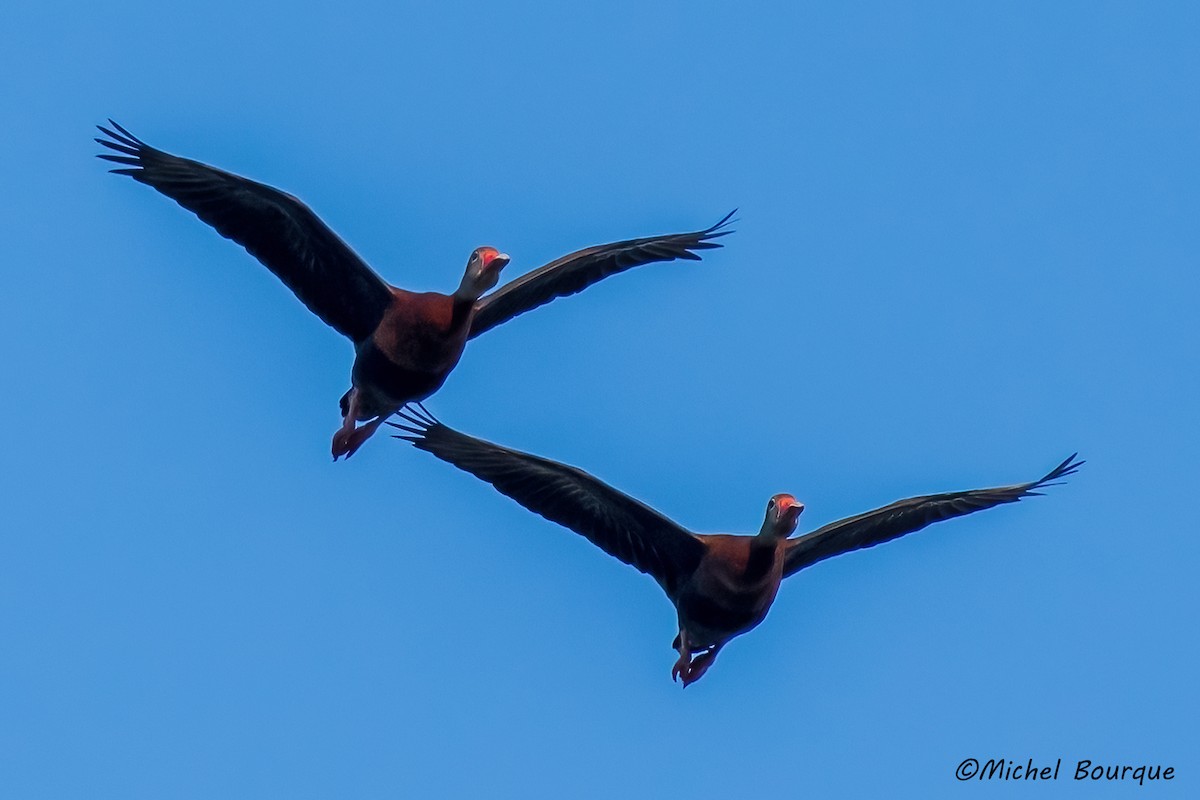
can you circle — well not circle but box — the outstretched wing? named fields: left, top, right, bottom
left=783, top=455, right=1083, bottom=578
left=96, top=120, right=394, bottom=343
left=392, top=406, right=706, bottom=595
left=467, top=211, right=735, bottom=339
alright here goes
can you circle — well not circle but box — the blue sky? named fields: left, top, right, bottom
left=2, top=1, right=1196, bottom=797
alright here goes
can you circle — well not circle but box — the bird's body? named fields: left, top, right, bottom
left=96, top=120, right=732, bottom=457
left=345, top=290, right=475, bottom=420
left=393, top=406, right=1081, bottom=686
left=674, top=535, right=785, bottom=651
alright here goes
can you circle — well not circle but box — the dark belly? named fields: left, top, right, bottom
left=677, top=589, right=771, bottom=646
left=351, top=340, right=454, bottom=412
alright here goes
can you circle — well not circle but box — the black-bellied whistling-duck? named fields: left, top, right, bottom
left=95, top=121, right=733, bottom=458
left=392, top=406, right=1082, bottom=686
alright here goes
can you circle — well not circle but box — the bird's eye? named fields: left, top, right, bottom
left=768, top=499, right=776, bottom=511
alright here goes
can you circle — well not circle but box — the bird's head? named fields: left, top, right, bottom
left=760, top=493, right=804, bottom=538
left=456, top=246, right=511, bottom=300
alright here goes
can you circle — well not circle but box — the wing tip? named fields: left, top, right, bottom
left=1030, top=453, right=1084, bottom=492
left=697, top=207, right=738, bottom=242
left=389, top=402, right=443, bottom=443
left=96, top=119, right=149, bottom=167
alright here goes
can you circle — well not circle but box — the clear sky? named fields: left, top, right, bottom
left=2, top=1, right=1196, bottom=797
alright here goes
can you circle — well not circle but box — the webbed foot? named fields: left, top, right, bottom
left=332, top=415, right=387, bottom=460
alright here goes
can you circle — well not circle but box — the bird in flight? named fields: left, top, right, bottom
left=96, top=121, right=733, bottom=458
left=392, top=406, right=1081, bottom=686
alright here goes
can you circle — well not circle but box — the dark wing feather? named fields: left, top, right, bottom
left=391, top=406, right=706, bottom=595
left=96, top=120, right=393, bottom=343
left=467, top=211, right=735, bottom=339
left=783, top=455, right=1083, bottom=578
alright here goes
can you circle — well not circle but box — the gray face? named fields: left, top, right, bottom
left=765, top=494, right=804, bottom=535
left=460, top=247, right=510, bottom=298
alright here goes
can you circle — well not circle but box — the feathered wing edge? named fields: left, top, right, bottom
left=467, top=210, right=736, bottom=339
left=782, top=454, right=1084, bottom=578
left=390, top=405, right=706, bottom=595
left=96, top=119, right=394, bottom=342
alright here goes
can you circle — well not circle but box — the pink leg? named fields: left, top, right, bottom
left=331, top=389, right=363, bottom=460
left=337, top=414, right=388, bottom=459
left=671, top=630, right=692, bottom=684
left=680, top=644, right=722, bottom=687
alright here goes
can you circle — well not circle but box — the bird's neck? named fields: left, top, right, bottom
left=448, top=293, right=476, bottom=329
left=453, top=268, right=491, bottom=305
left=755, top=517, right=780, bottom=540
left=744, top=533, right=780, bottom=582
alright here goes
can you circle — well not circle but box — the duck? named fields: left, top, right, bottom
left=390, top=405, right=1081, bottom=686
left=95, top=120, right=733, bottom=458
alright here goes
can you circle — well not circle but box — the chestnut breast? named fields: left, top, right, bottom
left=372, top=290, right=474, bottom=370
left=351, top=290, right=474, bottom=406
left=676, top=536, right=787, bottom=645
